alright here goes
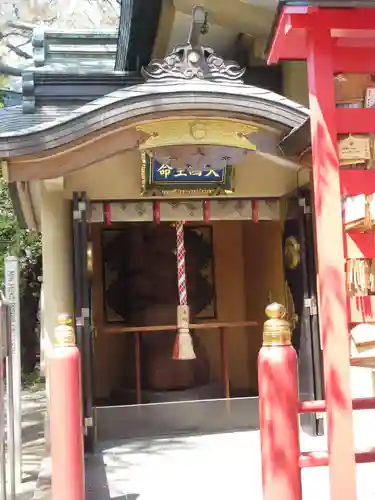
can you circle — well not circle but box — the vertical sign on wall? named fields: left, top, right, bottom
left=5, top=256, right=22, bottom=487
left=0, top=301, right=7, bottom=500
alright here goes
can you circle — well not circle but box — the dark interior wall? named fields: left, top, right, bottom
left=244, top=66, right=284, bottom=95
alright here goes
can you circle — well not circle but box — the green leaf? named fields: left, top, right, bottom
left=0, top=165, right=42, bottom=287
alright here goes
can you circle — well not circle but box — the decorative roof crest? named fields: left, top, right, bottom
left=142, top=6, right=245, bottom=84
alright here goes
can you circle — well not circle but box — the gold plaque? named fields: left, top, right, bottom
left=136, top=118, right=258, bottom=151
left=284, top=236, right=301, bottom=270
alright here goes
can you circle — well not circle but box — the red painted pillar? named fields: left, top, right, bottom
left=258, top=303, right=301, bottom=500
left=49, top=314, right=85, bottom=500
left=306, top=27, right=357, bottom=499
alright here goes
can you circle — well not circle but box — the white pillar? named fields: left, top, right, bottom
left=40, top=187, right=73, bottom=450
left=40, top=187, right=73, bottom=345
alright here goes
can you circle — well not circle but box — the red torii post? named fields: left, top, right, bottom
left=267, top=4, right=375, bottom=499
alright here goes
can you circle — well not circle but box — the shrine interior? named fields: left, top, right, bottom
left=90, top=218, right=287, bottom=407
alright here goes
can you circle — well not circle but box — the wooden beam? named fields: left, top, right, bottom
left=306, top=29, right=357, bottom=499
left=345, top=232, right=375, bottom=259
left=340, top=170, right=375, bottom=196
left=333, top=47, right=375, bottom=73
left=268, top=7, right=375, bottom=64
left=314, top=8, right=375, bottom=31
left=135, top=332, right=142, bottom=405
left=280, top=7, right=375, bottom=33
left=337, top=109, right=375, bottom=135
left=101, top=320, right=258, bottom=335
left=220, top=327, right=230, bottom=400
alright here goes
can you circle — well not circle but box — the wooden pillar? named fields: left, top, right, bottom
left=49, top=315, right=85, bottom=500
left=306, top=28, right=357, bottom=499
left=258, top=303, right=301, bottom=500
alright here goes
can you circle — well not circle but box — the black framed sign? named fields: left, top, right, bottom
left=141, top=152, right=235, bottom=195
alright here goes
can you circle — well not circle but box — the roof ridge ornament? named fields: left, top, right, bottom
left=141, top=5, right=245, bottom=83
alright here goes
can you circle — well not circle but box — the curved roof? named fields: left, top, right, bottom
left=0, top=12, right=311, bottom=160
left=0, top=81, right=309, bottom=158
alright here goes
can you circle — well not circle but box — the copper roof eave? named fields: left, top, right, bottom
left=0, top=82, right=310, bottom=160
left=279, top=118, right=311, bottom=158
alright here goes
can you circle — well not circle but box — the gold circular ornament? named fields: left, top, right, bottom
left=87, top=242, right=93, bottom=279
left=190, top=123, right=206, bottom=140
left=284, top=236, right=301, bottom=269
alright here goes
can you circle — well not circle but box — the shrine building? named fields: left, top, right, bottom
left=0, top=0, right=374, bottom=451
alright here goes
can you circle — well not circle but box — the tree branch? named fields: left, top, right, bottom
left=5, top=41, right=32, bottom=59
left=0, top=62, right=22, bottom=77
left=6, top=20, right=35, bottom=32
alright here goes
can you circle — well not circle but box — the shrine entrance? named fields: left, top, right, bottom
left=71, top=192, right=323, bottom=446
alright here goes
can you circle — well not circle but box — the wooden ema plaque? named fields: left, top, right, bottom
left=342, top=194, right=375, bottom=232
left=339, top=135, right=371, bottom=165
left=335, top=73, right=372, bottom=104
left=350, top=323, right=375, bottom=368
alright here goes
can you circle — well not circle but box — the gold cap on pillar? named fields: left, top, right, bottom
left=262, top=303, right=292, bottom=346
left=54, top=313, right=76, bottom=347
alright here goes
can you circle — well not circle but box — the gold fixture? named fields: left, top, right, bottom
left=262, top=303, right=292, bottom=346
left=284, top=236, right=301, bottom=269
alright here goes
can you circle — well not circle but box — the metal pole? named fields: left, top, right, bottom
left=4, top=256, right=22, bottom=489
left=0, top=301, right=7, bottom=500
left=5, top=300, right=16, bottom=499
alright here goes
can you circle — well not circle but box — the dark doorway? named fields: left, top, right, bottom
left=283, top=191, right=324, bottom=436
left=72, top=192, right=95, bottom=453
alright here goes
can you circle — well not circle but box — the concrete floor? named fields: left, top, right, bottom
left=30, top=367, right=375, bottom=500
left=82, top=425, right=375, bottom=500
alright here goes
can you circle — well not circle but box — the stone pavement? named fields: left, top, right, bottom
left=26, top=393, right=375, bottom=499
left=4, top=387, right=47, bottom=500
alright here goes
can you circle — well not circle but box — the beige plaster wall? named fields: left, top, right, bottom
left=64, top=149, right=299, bottom=200
left=282, top=61, right=309, bottom=108
left=152, top=0, right=176, bottom=58
left=40, top=188, right=74, bottom=352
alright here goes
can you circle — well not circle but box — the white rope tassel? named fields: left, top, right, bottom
left=173, top=222, right=195, bottom=360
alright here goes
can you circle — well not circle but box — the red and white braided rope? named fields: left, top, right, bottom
left=176, top=221, right=187, bottom=306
